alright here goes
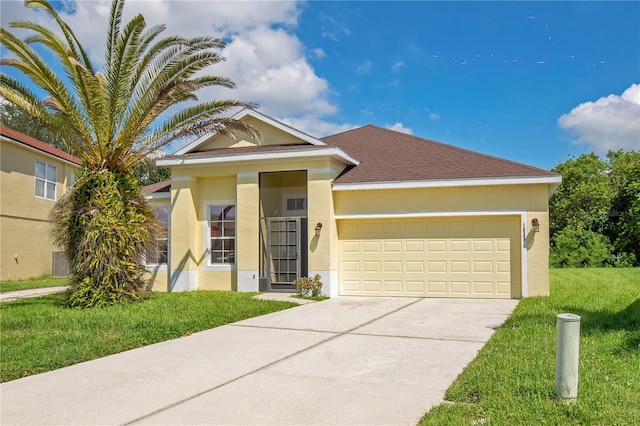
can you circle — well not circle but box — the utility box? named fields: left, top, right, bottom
left=52, top=251, right=70, bottom=276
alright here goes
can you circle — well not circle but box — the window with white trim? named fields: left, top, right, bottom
left=35, top=161, right=57, bottom=200
left=209, top=204, right=236, bottom=264
left=146, top=206, right=169, bottom=265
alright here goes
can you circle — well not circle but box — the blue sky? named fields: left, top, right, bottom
left=2, top=1, right=639, bottom=170
left=297, top=1, right=639, bottom=168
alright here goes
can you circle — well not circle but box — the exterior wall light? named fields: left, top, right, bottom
left=531, top=218, right=540, bottom=232
left=314, top=222, right=323, bottom=236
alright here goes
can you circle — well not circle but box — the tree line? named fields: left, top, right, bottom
left=549, top=151, right=640, bottom=267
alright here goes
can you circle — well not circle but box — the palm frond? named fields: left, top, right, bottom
left=124, top=103, right=262, bottom=166
left=24, top=0, right=94, bottom=74
left=3, top=0, right=261, bottom=172
left=105, top=0, right=125, bottom=74
left=0, top=28, right=92, bottom=143
left=105, top=14, right=146, bottom=153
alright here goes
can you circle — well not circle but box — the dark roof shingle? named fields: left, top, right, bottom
left=0, top=126, right=81, bottom=165
left=142, top=179, right=171, bottom=195
left=322, top=125, right=558, bottom=184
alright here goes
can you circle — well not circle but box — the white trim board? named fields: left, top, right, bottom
left=202, top=199, right=238, bottom=269
left=232, top=109, right=327, bottom=146
left=334, top=210, right=525, bottom=220
left=171, top=176, right=196, bottom=182
left=332, top=175, right=562, bottom=191
left=145, top=193, right=170, bottom=200
left=308, top=168, right=341, bottom=179
left=158, top=147, right=360, bottom=168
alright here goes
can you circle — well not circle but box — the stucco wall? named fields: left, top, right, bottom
left=0, top=139, right=78, bottom=280
left=333, top=184, right=550, bottom=215
left=197, top=116, right=310, bottom=151
left=145, top=266, right=169, bottom=292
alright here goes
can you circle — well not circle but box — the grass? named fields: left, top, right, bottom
left=0, top=275, right=71, bottom=293
left=420, top=268, right=640, bottom=425
left=0, top=291, right=296, bottom=382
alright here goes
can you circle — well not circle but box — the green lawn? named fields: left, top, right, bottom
left=0, top=275, right=70, bottom=293
left=420, top=268, right=640, bottom=425
left=0, top=291, right=296, bottom=382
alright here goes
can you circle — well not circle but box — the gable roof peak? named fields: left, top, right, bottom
left=175, top=108, right=327, bottom=155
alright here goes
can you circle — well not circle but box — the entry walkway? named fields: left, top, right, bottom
left=0, top=297, right=518, bottom=425
left=0, top=286, right=69, bottom=302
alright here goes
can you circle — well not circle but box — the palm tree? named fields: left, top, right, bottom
left=1, top=0, right=260, bottom=307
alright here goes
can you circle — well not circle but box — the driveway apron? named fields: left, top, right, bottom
left=0, top=297, right=518, bottom=425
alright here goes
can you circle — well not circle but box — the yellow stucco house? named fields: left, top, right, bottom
left=0, top=126, right=80, bottom=280
left=145, top=109, right=561, bottom=299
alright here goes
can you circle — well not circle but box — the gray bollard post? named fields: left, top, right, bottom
left=555, top=313, right=581, bottom=401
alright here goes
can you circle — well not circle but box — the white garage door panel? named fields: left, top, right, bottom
left=338, top=217, right=520, bottom=298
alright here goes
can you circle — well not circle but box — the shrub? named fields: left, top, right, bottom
left=292, top=274, right=323, bottom=297
left=51, top=169, right=156, bottom=308
left=550, top=227, right=614, bottom=267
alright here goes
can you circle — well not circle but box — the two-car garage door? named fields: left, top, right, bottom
left=338, top=216, right=521, bottom=299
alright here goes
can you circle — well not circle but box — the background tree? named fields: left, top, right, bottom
left=132, top=157, right=170, bottom=186
left=1, top=0, right=260, bottom=307
left=549, top=153, right=615, bottom=236
left=0, top=101, right=70, bottom=152
left=549, top=151, right=639, bottom=267
left=606, top=150, right=640, bottom=264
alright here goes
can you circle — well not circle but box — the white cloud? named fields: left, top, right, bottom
left=429, top=113, right=441, bottom=121
left=320, top=31, right=338, bottom=42
left=311, top=48, right=326, bottom=59
left=210, top=26, right=335, bottom=117
left=279, top=115, right=356, bottom=138
left=558, top=83, right=640, bottom=154
left=317, top=13, right=350, bottom=42
left=386, top=122, right=413, bottom=134
left=391, top=61, right=405, bottom=72
left=356, top=60, right=372, bottom=75
left=2, top=0, right=345, bottom=142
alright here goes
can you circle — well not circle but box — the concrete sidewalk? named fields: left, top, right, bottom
left=0, top=297, right=518, bottom=425
left=0, top=286, right=69, bottom=302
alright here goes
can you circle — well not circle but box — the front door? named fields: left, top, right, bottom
left=267, top=217, right=301, bottom=290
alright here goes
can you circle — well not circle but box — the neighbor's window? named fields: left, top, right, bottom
left=147, top=206, right=169, bottom=265
left=209, top=205, right=235, bottom=264
left=35, top=161, right=57, bottom=200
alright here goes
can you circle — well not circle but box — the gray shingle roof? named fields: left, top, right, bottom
left=322, top=125, right=559, bottom=184
left=1, top=126, right=81, bottom=165
left=160, top=124, right=559, bottom=185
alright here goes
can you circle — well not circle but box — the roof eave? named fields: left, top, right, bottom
left=332, top=175, right=562, bottom=191
left=157, top=147, right=360, bottom=168
left=1, top=134, right=81, bottom=167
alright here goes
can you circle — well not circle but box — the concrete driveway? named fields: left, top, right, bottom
left=0, top=297, right=518, bottom=425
